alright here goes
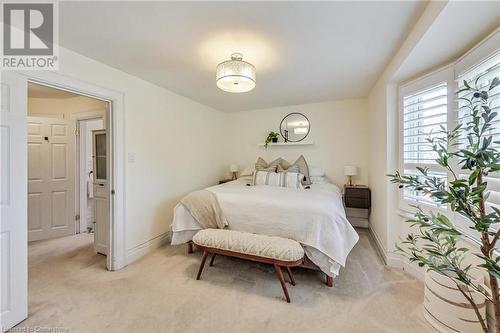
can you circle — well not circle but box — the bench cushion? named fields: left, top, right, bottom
left=193, top=229, right=304, bottom=262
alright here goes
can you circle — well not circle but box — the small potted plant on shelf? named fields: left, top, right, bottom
left=265, top=131, right=279, bottom=148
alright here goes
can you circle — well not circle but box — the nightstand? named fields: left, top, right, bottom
left=343, top=185, right=371, bottom=228
left=219, top=179, right=233, bottom=184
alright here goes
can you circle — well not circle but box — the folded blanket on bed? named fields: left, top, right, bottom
left=180, top=190, right=228, bottom=229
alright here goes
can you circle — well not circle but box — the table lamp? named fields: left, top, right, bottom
left=230, top=164, right=239, bottom=180
left=343, top=165, right=357, bottom=186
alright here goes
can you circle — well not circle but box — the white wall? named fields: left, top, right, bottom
left=28, top=95, right=107, bottom=118
left=226, top=99, right=369, bottom=187
left=367, top=82, right=390, bottom=255
left=367, top=2, right=448, bottom=259
left=40, top=47, right=229, bottom=258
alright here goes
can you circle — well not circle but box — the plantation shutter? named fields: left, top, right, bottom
left=402, top=82, right=448, bottom=206
left=457, top=52, right=500, bottom=221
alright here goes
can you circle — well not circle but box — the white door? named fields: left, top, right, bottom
left=1, top=73, right=28, bottom=329
left=27, top=116, right=75, bottom=241
left=78, top=118, right=104, bottom=234
left=92, top=130, right=108, bottom=255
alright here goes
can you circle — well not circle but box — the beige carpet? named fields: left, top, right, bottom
left=19, top=230, right=434, bottom=332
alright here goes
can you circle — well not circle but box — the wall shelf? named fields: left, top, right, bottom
left=258, top=141, right=314, bottom=147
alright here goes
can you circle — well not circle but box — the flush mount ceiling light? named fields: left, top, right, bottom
left=216, top=53, right=256, bottom=93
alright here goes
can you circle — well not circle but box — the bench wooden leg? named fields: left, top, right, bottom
left=196, top=250, right=209, bottom=280
left=285, top=266, right=296, bottom=286
left=209, top=253, right=216, bottom=267
left=326, top=275, right=333, bottom=287
left=187, top=242, right=194, bottom=254
left=274, top=264, right=291, bottom=303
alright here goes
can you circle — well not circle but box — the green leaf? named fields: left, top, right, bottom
left=490, top=77, right=500, bottom=91
left=468, top=169, right=480, bottom=185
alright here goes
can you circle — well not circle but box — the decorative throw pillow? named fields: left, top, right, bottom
left=253, top=171, right=303, bottom=189
left=277, top=155, right=311, bottom=185
left=255, top=157, right=281, bottom=172
left=277, top=164, right=300, bottom=173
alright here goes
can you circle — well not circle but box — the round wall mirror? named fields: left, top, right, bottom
left=279, top=113, right=310, bottom=142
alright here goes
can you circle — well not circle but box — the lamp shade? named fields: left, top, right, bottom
left=343, top=165, right=357, bottom=176
left=216, top=53, right=256, bottom=93
left=229, top=164, right=239, bottom=172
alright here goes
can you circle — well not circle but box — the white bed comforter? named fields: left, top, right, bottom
left=171, top=179, right=359, bottom=276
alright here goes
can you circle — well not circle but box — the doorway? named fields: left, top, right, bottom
left=27, top=82, right=109, bottom=255
left=1, top=71, right=126, bottom=330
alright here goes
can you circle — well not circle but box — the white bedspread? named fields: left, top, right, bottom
left=171, top=178, right=359, bottom=276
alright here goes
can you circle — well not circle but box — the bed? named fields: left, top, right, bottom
left=171, top=176, right=359, bottom=278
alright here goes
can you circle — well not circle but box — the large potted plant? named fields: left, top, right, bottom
left=388, top=75, right=500, bottom=332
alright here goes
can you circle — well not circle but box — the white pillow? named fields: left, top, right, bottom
left=310, top=176, right=329, bottom=184
left=253, top=170, right=281, bottom=187
left=309, top=166, right=325, bottom=177
left=282, top=172, right=304, bottom=189
left=240, top=165, right=255, bottom=177
left=253, top=171, right=303, bottom=189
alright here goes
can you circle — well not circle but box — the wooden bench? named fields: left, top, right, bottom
left=192, top=229, right=305, bottom=303
left=188, top=241, right=334, bottom=287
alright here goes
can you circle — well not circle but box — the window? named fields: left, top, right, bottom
left=93, top=131, right=107, bottom=181
left=457, top=52, right=500, bottom=217
left=399, top=30, right=500, bottom=237
left=401, top=80, right=449, bottom=206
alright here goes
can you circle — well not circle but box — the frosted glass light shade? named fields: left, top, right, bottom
left=344, top=165, right=357, bottom=176
left=229, top=164, right=239, bottom=172
left=216, top=53, right=256, bottom=93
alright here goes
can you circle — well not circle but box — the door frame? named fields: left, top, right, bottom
left=23, top=71, right=126, bottom=271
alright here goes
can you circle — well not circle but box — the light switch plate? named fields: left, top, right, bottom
left=128, top=152, right=135, bottom=163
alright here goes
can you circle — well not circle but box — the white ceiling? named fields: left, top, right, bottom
left=28, top=82, right=80, bottom=99
left=59, top=1, right=426, bottom=112
left=394, top=1, right=500, bottom=83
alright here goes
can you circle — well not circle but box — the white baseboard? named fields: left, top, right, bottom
left=387, top=252, right=424, bottom=281
left=126, top=231, right=171, bottom=265
left=111, top=255, right=126, bottom=271
left=386, top=252, right=403, bottom=268
left=368, top=226, right=424, bottom=281
left=367, top=226, right=387, bottom=264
